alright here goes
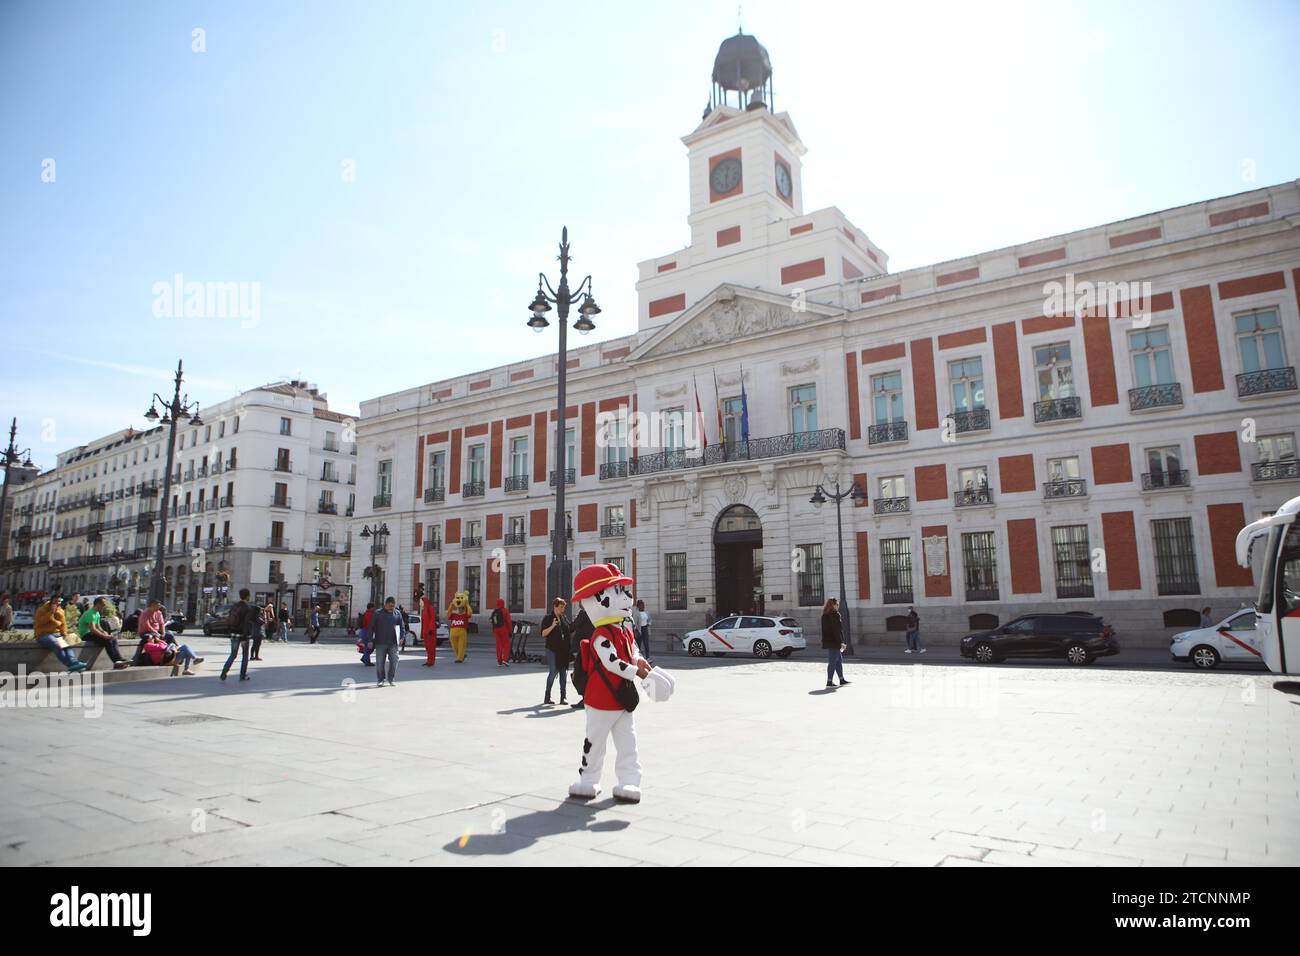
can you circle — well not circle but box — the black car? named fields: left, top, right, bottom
left=167, top=612, right=188, bottom=634
left=201, top=604, right=237, bottom=636
left=959, top=613, right=1118, bottom=665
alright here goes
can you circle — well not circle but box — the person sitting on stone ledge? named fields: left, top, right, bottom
left=33, top=589, right=88, bottom=673
left=139, top=632, right=204, bottom=676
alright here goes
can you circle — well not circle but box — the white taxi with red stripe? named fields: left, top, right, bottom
left=683, top=616, right=806, bottom=659
left=1170, top=610, right=1265, bottom=669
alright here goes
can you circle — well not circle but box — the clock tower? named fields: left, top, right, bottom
left=635, top=31, right=887, bottom=331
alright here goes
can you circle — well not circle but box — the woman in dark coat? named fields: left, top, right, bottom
left=821, top=597, right=849, bottom=688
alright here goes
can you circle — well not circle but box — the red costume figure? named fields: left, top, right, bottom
left=491, top=598, right=513, bottom=666
left=420, top=595, right=439, bottom=666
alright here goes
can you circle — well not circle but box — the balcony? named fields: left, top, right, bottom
left=1043, top=478, right=1088, bottom=499
left=196, top=465, right=208, bottom=479
left=183, top=470, right=194, bottom=482
left=1129, top=383, right=1182, bottom=411
left=1253, top=459, right=1300, bottom=481
left=345, top=507, right=354, bottom=517
left=205, top=500, right=220, bottom=512
left=867, top=421, right=909, bottom=445
left=324, top=440, right=340, bottom=453
left=274, top=459, right=293, bottom=473
left=1033, top=396, right=1082, bottom=424
left=462, top=536, right=482, bottom=549
left=424, top=486, right=445, bottom=503
left=463, top=481, right=485, bottom=498
left=219, top=495, right=234, bottom=508
left=270, top=496, right=292, bottom=509
left=85, top=525, right=102, bottom=541
left=373, top=494, right=392, bottom=509
left=1141, top=469, right=1190, bottom=491
left=504, top=531, right=527, bottom=546
left=177, top=504, right=191, bottom=516
left=947, top=408, right=991, bottom=435
left=320, top=471, right=340, bottom=483
left=318, top=501, right=337, bottom=514
left=873, top=496, right=910, bottom=515
left=954, top=486, right=994, bottom=508
left=632, top=428, right=847, bottom=477
left=139, top=481, right=159, bottom=497
left=90, top=496, right=107, bottom=511
left=368, top=540, right=387, bottom=555
left=422, top=539, right=442, bottom=552
left=266, top=537, right=291, bottom=551
left=882, top=585, right=914, bottom=605
left=600, top=523, right=626, bottom=538
left=1237, top=366, right=1297, bottom=397
left=224, top=459, right=237, bottom=471
left=599, top=461, right=629, bottom=480
left=210, top=461, right=223, bottom=475
left=504, top=475, right=529, bottom=492
left=550, top=469, right=576, bottom=487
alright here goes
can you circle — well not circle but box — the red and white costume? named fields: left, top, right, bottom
left=569, top=564, right=649, bottom=803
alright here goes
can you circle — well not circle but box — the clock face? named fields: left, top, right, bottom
left=710, top=157, right=742, bottom=195
left=774, top=160, right=792, bottom=199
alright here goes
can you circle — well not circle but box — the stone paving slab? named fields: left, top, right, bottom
left=1, top=636, right=1297, bottom=866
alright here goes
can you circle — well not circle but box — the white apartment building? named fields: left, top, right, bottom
left=4, top=380, right=358, bottom=620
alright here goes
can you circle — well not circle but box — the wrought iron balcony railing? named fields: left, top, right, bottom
left=1043, top=478, right=1087, bottom=499
left=266, top=537, right=291, bottom=551
left=873, top=496, right=910, bottom=514
left=462, top=536, right=482, bottom=549
left=270, top=496, right=292, bottom=509
left=632, top=428, right=846, bottom=477
left=948, top=409, right=991, bottom=435
left=274, top=459, right=293, bottom=473
left=1057, top=583, right=1095, bottom=599
left=424, top=486, right=445, bottom=503
left=1252, top=459, right=1300, bottom=481
left=600, top=523, right=626, bottom=538
left=868, top=421, right=908, bottom=445
left=1033, top=396, right=1082, bottom=423
left=463, top=481, right=485, bottom=498
left=318, top=501, right=337, bottom=514
left=504, top=531, right=527, bottom=546
left=1129, top=383, right=1182, bottom=411
left=219, top=495, right=234, bottom=508
left=320, top=472, right=339, bottom=483
left=550, top=468, right=576, bottom=487
left=423, top=539, right=442, bottom=552
left=954, top=486, right=994, bottom=507
left=599, top=461, right=629, bottom=480
left=373, top=494, right=392, bottom=509
left=504, top=475, right=529, bottom=492
left=1237, top=366, right=1297, bottom=397
left=1141, top=469, right=1190, bottom=491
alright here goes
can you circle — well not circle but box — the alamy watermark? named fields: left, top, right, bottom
left=1043, top=273, right=1154, bottom=327
left=152, top=274, right=261, bottom=329
left=0, top=666, right=104, bottom=718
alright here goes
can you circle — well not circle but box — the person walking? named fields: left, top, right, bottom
left=419, top=594, right=439, bottom=667
left=359, top=602, right=376, bottom=666
left=278, top=603, right=291, bottom=642
left=541, top=597, right=572, bottom=705
left=635, top=599, right=652, bottom=658
left=0, top=594, right=13, bottom=631
left=79, top=597, right=130, bottom=669
left=490, top=598, right=512, bottom=667
left=1200, top=606, right=1213, bottom=628
left=221, top=588, right=257, bottom=682
left=33, top=589, right=87, bottom=673
left=904, top=605, right=925, bottom=654
left=368, top=596, right=403, bottom=686
left=309, top=606, right=321, bottom=644
left=568, top=607, right=592, bottom=709
left=821, top=597, right=848, bottom=688
left=253, top=601, right=273, bottom=660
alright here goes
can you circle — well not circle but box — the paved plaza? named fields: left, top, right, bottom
left=1, top=636, right=1297, bottom=867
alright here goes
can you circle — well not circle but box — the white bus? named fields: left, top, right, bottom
left=1235, top=494, right=1300, bottom=675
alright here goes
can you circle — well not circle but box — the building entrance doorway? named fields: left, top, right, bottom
left=714, top=504, right=764, bottom=616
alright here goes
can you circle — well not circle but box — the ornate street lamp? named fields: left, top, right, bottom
left=143, top=360, right=203, bottom=605
left=0, top=419, right=35, bottom=587
left=525, top=227, right=601, bottom=604
left=810, top=477, right=866, bottom=655
left=359, top=522, right=389, bottom=606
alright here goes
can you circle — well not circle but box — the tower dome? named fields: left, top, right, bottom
left=707, top=31, right=774, bottom=113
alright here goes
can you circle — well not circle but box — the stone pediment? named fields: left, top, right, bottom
left=631, top=285, right=840, bottom=361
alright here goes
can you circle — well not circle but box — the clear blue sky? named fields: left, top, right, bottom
left=3, top=0, right=1298, bottom=469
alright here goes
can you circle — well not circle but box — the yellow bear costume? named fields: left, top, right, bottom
left=446, top=590, right=473, bottom=663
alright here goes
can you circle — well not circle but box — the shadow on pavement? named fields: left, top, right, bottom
left=443, top=799, right=630, bottom=856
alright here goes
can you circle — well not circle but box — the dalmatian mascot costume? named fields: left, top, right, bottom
left=567, top=563, right=674, bottom=803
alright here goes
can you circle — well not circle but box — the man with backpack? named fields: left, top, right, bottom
left=221, top=588, right=258, bottom=681
left=490, top=598, right=512, bottom=667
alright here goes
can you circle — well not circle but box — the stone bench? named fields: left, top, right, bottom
left=0, top=638, right=203, bottom=677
